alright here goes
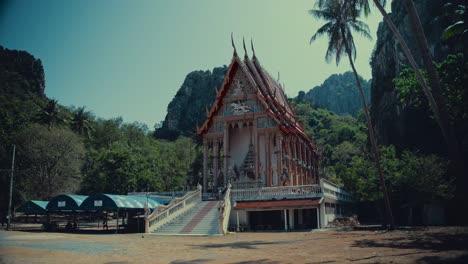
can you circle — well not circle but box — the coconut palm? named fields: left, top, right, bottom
left=309, top=0, right=395, bottom=229
left=351, top=0, right=466, bottom=222
left=71, top=106, right=95, bottom=138
left=37, top=99, right=67, bottom=128
left=442, top=3, right=467, bottom=43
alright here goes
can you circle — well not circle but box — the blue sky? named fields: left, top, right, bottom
left=0, top=0, right=387, bottom=128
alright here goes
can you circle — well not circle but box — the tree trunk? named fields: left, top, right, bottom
left=403, top=0, right=466, bottom=224
left=340, top=27, right=395, bottom=230
left=373, top=0, right=466, bottom=224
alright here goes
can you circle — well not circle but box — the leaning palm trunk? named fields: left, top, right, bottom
left=402, top=0, right=466, bottom=221
left=372, top=0, right=466, bottom=222
left=373, top=0, right=462, bottom=169
left=340, top=27, right=395, bottom=230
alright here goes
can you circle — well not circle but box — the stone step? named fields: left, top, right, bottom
left=152, top=200, right=220, bottom=236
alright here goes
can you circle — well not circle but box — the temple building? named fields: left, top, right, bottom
left=197, top=40, right=319, bottom=191
left=195, top=39, right=352, bottom=231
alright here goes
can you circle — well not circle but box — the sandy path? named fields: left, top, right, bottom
left=1, top=227, right=467, bottom=263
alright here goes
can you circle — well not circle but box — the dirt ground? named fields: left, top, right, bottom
left=1, top=227, right=467, bottom=264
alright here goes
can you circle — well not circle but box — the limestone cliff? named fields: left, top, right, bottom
left=0, top=46, right=46, bottom=98
left=154, top=66, right=227, bottom=140
left=299, top=71, right=371, bottom=117
left=370, top=0, right=456, bottom=154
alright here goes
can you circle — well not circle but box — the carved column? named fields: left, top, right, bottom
left=253, top=120, right=259, bottom=182
left=276, top=134, right=282, bottom=186
left=291, top=138, right=296, bottom=186
left=266, top=132, right=271, bottom=186
left=223, top=122, right=229, bottom=187
left=285, top=136, right=291, bottom=185
left=203, top=139, right=208, bottom=191
left=299, top=141, right=304, bottom=186
left=213, top=139, right=219, bottom=190
left=305, top=147, right=309, bottom=185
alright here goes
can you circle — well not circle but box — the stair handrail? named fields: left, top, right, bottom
left=145, top=184, right=202, bottom=233
left=218, top=183, right=232, bottom=235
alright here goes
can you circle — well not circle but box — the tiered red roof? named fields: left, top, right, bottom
left=197, top=46, right=318, bottom=154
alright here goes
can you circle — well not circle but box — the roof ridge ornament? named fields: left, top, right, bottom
left=231, top=32, right=237, bottom=57
left=250, top=38, right=256, bottom=59
left=243, top=37, right=248, bottom=59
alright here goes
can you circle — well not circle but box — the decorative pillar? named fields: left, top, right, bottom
left=286, top=137, right=291, bottom=185
left=291, top=138, right=297, bottom=185
left=266, top=132, right=271, bottom=186
left=253, top=120, right=259, bottom=182
left=213, top=139, right=219, bottom=190
left=306, top=145, right=309, bottom=184
left=276, top=134, right=282, bottom=185
left=223, top=122, right=230, bottom=186
left=203, top=139, right=208, bottom=192
left=300, top=142, right=304, bottom=186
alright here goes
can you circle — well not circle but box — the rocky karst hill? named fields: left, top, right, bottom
left=0, top=46, right=46, bottom=98
left=154, top=66, right=227, bottom=140
left=297, top=71, right=371, bottom=117
left=370, top=0, right=457, bottom=154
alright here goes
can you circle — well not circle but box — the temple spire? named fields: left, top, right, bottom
left=250, top=38, right=256, bottom=59
left=243, top=37, right=248, bottom=59
left=231, top=32, right=237, bottom=57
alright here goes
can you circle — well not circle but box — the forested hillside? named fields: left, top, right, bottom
left=0, top=47, right=198, bottom=215
left=297, top=71, right=371, bottom=117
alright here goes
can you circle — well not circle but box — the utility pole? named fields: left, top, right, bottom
left=7, top=145, right=16, bottom=230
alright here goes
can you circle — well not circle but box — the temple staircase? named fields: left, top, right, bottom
left=152, top=200, right=220, bottom=235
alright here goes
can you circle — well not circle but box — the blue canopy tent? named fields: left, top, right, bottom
left=46, top=194, right=88, bottom=212
left=80, top=194, right=161, bottom=211
left=80, top=194, right=162, bottom=233
left=16, top=200, right=48, bottom=215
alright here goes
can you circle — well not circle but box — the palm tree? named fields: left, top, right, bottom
left=71, top=106, right=94, bottom=138
left=442, top=3, right=467, bottom=43
left=37, top=99, right=66, bottom=128
left=353, top=0, right=466, bottom=222
left=310, top=0, right=395, bottom=229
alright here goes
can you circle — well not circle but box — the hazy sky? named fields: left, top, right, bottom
left=0, top=0, right=388, bottom=128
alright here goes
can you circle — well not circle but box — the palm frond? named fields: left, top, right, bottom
left=310, top=22, right=334, bottom=44
left=308, top=9, right=330, bottom=20
left=349, top=20, right=372, bottom=40
left=442, top=21, right=465, bottom=40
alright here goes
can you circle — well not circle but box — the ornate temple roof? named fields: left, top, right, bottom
left=197, top=39, right=318, bottom=153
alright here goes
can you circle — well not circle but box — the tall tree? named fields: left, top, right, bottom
left=15, top=124, right=85, bottom=200
left=37, top=99, right=67, bottom=128
left=309, top=0, right=395, bottom=229
left=354, top=0, right=466, bottom=222
left=71, top=106, right=94, bottom=138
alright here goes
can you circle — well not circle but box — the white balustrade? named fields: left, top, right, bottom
left=231, top=184, right=323, bottom=201
left=145, top=184, right=202, bottom=233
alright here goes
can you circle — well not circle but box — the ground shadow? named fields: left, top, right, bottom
left=190, top=240, right=286, bottom=250
left=352, top=231, right=468, bottom=251
left=230, top=259, right=280, bottom=264
left=170, top=259, right=213, bottom=264
left=416, top=253, right=468, bottom=264
left=351, top=230, right=468, bottom=263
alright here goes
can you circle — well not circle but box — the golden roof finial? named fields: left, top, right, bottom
left=243, top=37, right=248, bottom=59
left=250, top=38, right=256, bottom=59
left=231, top=32, right=237, bottom=57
